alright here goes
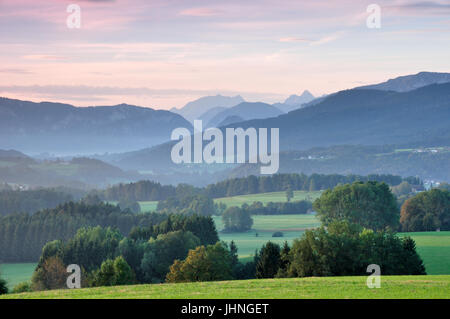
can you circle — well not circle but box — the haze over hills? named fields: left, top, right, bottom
left=0, top=149, right=140, bottom=188
left=206, top=102, right=284, bottom=128
left=171, top=94, right=245, bottom=123
left=0, top=97, right=192, bottom=155
left=104, top=81, right=450, bottom=184
left=355, top=71, right=450, bottom=92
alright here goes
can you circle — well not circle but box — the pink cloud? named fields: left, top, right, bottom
left=179, top=7, right=222, bottom=17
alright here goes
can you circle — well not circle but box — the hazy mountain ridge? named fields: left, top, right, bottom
left=172, top=95, right=245, bottom=122
left=100, top=82, right=450, bottom=185
left=0, top=97, right=192, bottom=154
left=229, top=82, right=450, bottom=150
left=206, top=102, right=284, bottom=128
left=355, top=71, right=450, bottom=92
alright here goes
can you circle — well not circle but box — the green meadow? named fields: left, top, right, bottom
left=213, top=214, right=320, bottom=258
left=2, top=275, right=449, bottom=299
left=399, top=232, right=450, bottom=275
left=138, top=201, right=158, bottom=212
left=214, top=190, right=322, bottom=208
left=0, top=263, right=36, bottom=290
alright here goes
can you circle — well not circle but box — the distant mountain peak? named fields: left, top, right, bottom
left=284, top=90, right=315, bottom=106
left=173, top=95, right=245, bottom=122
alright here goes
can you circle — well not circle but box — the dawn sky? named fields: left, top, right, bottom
left=1, top=0, right=449, bottom=109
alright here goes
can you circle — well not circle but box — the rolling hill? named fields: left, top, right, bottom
left=356, top=71, right=450, bottom=92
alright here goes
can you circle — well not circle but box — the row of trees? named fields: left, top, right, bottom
left=253, top=221, right=426, bottom=279
left=0, top=202, right=167, bottom=262
left=156, top=195, right=216, bottom=216
left=203, top=173, right=420, bottom=198
left=93, top=173, right=418, bottom=203
left=240, top=200, right=312, bottom=215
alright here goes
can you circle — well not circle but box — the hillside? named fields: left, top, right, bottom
left=356, top=71, right=450, bottom=92
left=230, top=145, right=450, bottom=181
left=228, top=83, right=450, bottom=151
left=2, top=276, right=449, bottom=299
left=0, top=97, right=192, bottom=154
left=0, top=154, right=140, bottom=188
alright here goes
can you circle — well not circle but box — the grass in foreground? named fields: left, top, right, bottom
left=2, top=276, right=449, bottom=299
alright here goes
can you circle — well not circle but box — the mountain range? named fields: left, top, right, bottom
left=231, top=82, right=450, bottom=150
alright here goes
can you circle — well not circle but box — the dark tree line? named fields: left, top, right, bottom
left=0, top=188, right=73, bottom=217
left=94, top=173, right=418, bottom=203
left=203, top=173, right=419, bottom=198
left=156, top=195, right=216, bottom=216
left=0, top=202, right=167, bottom=262
left=240, top=200, right=312, bottom=215
left=99, top=180, right=200, bottom=202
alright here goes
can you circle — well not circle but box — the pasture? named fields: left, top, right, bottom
left=213, top=190, right=322, bottom=208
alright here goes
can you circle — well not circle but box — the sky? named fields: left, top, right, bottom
left=0, top=0, right=449, bottom=109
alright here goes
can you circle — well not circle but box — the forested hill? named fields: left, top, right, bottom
left=226, top=83, right=450, bottom=151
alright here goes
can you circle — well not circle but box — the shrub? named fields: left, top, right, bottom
left=272, top=231, right=284, bottom=237
left=12, top=281, right=32, bottom=293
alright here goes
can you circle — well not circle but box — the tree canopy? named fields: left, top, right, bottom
left=314, top=181, right=399, bottom=231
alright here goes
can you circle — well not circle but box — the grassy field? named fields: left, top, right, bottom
left=107, top=201, right=158, bottom=213
left=138, top=201, right=158, bottom=212
left=213, top=214, right=320, bottom=258
left=2, top=275, right=449, bottom=299
left=399, top=232, right=450, bottom=275
left=214, top=190, right=322, bottom=208
left=0, top=263, right=36, bottom=290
